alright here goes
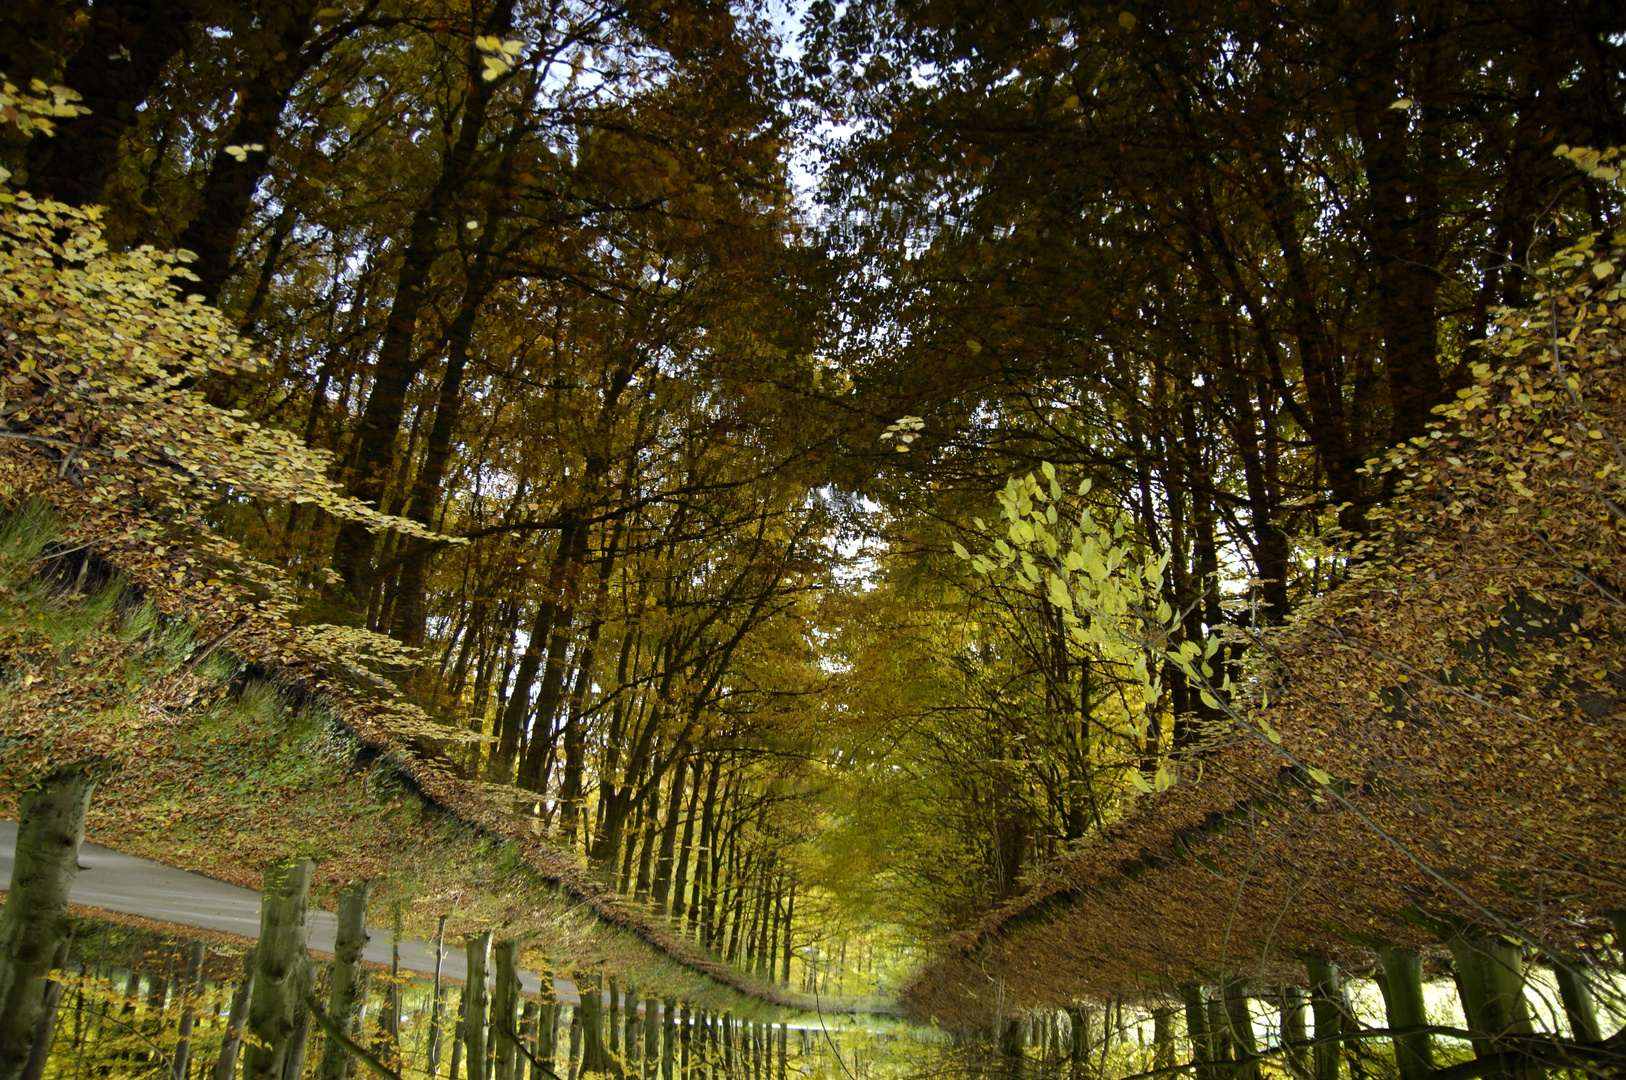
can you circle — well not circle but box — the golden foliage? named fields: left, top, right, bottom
left=904, top=261, right=1626, bottom=1022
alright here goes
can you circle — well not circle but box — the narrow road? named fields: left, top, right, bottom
left=0, top=822, right=580, bottom=1003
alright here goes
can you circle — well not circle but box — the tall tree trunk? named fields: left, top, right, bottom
left=1448, top=934, right=1533, bottom=1080
left=0, top=768, right=96, bottom=1080
left=170, top=942, right=206, bottom=1080
left=281, top=964, right=316, bottom=1080
left=243, top=859, right=315, bottom=1080
left=1280, top=986, right=1308, bottom=1080
left=173, top=0, right=324, bottom=303
left=387, top=200, right=505, bottom=646
left=213, top=949, right=257, bottom=1080
left=492, top=941, right=520, bottom=1080
left=464, top=932, right=493, bottom=1080
left=318, top=880, right=372, bottom=1080
left=1553, top=961, right=1602, bottom=1044
left=17, top=932, right=70, bottom=1080
left=331, top=0, right=518, bottom=596
left=1179, top=989, right=1210, bottom=1080
left=779, top=883, right=795, bottom=986
left=1375, top=944, right=1432, bottom=1080
left=492, top=519, right=580, bottom=784
left=1305, top=959, right=1344, bottom=1080
left=23, top=0, right=194, bottom=206
left=428, top=914, right=450, bottom=1077
left=649, top=758, right=687, bottom=913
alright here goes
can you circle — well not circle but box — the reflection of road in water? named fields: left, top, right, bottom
left=0, top=820, right=577, bottom=1000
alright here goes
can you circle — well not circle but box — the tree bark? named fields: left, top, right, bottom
left=280, top=963, right=316, bottom=1080
left=1376, top=944, right=1433, bottom=1080
left=318, top=879, right=372, bottom=1080
left=1179, top=989, right=1210, bottom=1080
left=649, top=758, right=687, bottom=913
left=170, top=941, right=207, bottom=1080
left=174, top=0, right=324, bottom=304
left=464, top=931, right=492, bottom=1080
left=492, top=941, right=520, bottom=1080
left=1552, top=961, right=1601, bottom=1044
left=17, top=933, right=70, bottom=1080
left=1305, top=959, right=1344, bottom=1080
left=428, top=914, right=449, bottom=1077
left=213, top=948, right=257, bottom=1080
left=242, top=858, right=315, bottom=1080
left=331, top=0, right=518, bottom=596
left=1448, top=934, right=1533, bottom=1080
left=1280, top=986, right=1308, bottom=1080
left=0, top=767, right=96, bottom=1080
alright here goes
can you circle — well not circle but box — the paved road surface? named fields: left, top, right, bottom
left=0, top=821, right=581, bottom=1003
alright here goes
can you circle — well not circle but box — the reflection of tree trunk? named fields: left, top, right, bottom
left=492, top=941, right=520, bottom=1080
left=0, top=767, right=96, bottom=1080
left=24, top=0, right=194, bottom=207
left=243, top=859, right=314, bottom=1080
left=174, top=0, right=325, bottom=304
left=212, top=950, right=256, bottom=1080
left=318, top=880, right=372, bottom=1080
left=18, top=933, right=72, bottom=1080
left=281, top=964, right=316, bottom=1080
left=170, top=942, right=206, bottom=1080
left=427, top=914, right=449, bottom=1077
left=1375, top=945, right=1432, bottom=1080
left=1305, top=959, right=1344, bottom=1080
left=463, top=931, right=492, bottom=1080
left=331, top=0, right=517, bottom=597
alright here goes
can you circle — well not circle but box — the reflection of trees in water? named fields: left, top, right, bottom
left=27, top=918, right=912, bottom=1080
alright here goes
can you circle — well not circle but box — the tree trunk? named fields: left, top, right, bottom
left=173, top=0, right=324, bottom=304
left=1553, top=961, right=1601, bottom=1043
left=1305, top=959, right=1344, bottom=1080
left=1280, top=986, right=1308, bottom=1080
left=331, top=0, right=518, bottom=597
left=670, top=763, right=701, bottom=926
left=243, top=858, right=315, bottom=1080
left=23, top=0, right=194, bottom=206
left=213, top=948, right=256, bottom=1080
left=171, top=941, right=207, bottom=1080
left=649, top=758, right=686, bottom=913
left=779, top=883, right=796, bottom=986
left=17, top=932, right=70, bottom=1080
left=388, top=231, right=503, bottom=646
left=492, top=941, right=520, bottom=1080
left=280, top=963, right=316, bottom=1080
left=428, top=914, right=449, bottom=1077
left=660, top=999, right=675, bottom=1080
left=0, top=768, right=96, bottom=1080
left=1375, top=944, right=1432, bottom=1080
left=318, top=879, right=372, bottom=1080
left=1448, top=934, right=1533, bottom=1080
left=1179, top=989, right=1210, bottom=1080
left=578, top=974, right=609, bottom=1077
left=464, top=932, right=492, bottom=1080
